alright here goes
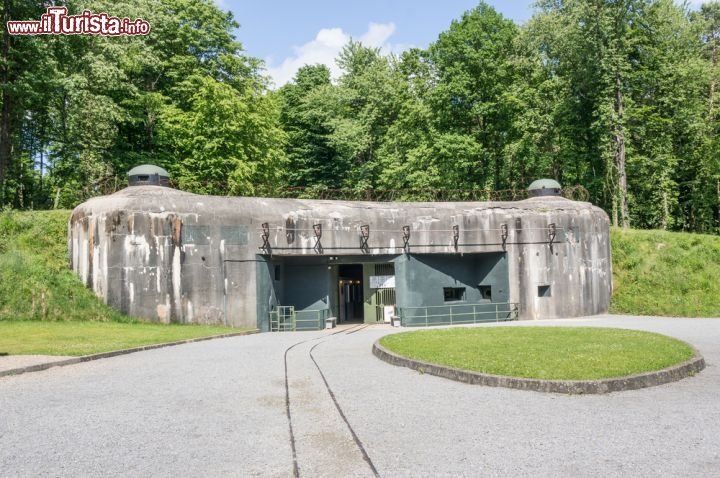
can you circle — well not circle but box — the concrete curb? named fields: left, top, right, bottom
left=0, top=330, right=259, bottom=379
left=372, top=340, right=706, bottom=394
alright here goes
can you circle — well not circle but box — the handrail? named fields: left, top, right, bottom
left=398, top=302, right=519, bottom=327
left=270, top=306, right=329, bottom=331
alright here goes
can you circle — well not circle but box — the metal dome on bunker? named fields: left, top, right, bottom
left=128, top=164, right=170, bottom=187
left=528, top=178, right=562, bottom=197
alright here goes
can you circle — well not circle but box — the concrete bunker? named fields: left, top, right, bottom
left=69, top=165, right=612, bottom=331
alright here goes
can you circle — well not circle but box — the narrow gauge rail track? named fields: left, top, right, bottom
left=283, top=324, right=379, bottom=477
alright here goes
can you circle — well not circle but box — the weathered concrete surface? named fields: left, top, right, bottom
left=1, top=316, right=719, bottom=477
left=69, top=186, right=611, bottom=328
left=373, top=340, right=706, bottom=394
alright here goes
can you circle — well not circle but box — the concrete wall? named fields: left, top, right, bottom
left=69, top=185, right=612, bottom=328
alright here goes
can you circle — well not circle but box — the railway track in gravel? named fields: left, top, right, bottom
left=282, top=324, right=379, bottom=478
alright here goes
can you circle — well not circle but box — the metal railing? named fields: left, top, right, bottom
left=398, top=302, right=519, bottom=327
left=295, top=308, right=329, bottom=331
left=269, top=306, right=296, bottom=332
left=269, top=306, right=329, bottom=332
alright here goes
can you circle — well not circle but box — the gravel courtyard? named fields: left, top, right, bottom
left=1, top=315, right=718, bottom=477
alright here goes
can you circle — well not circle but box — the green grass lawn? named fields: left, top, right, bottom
left=380, top=327, right=695, bottom=380
left=0, top=321, right=247, bottom=356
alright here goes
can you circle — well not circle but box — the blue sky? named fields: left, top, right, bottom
left=215, top=1, right=536, bottom=87
left=217, top=0, right=707, bottom=87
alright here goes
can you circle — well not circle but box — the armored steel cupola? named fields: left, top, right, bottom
left=128, top=164, right=170, bottom=187
left=528, top=179, right=562, bottom=198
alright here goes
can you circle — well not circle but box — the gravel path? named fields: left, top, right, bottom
left=1, top=315, right=718, bottom=477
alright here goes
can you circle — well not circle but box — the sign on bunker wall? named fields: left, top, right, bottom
left=370, top=275, right=395, bottom=289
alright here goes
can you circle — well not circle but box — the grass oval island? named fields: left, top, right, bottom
left=374, top=327, right=705, bottom=394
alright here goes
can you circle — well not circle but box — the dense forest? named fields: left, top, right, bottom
left=0, top=0, right=718, bottom=233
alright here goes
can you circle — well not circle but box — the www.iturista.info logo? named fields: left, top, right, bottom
left=6, top=7, right=150, bottom=36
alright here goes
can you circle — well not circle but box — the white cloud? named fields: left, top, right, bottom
left=266, top=22, right=410, bottom=88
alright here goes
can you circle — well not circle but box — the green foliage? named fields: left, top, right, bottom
left=159, top=75, right=286, bottom=195
left=380, top=327, right=694, bottom=380
left=1, top=0, right=719, bottom=234
left=278, top=65, right=341, bottom=188
left=1, top=0, right=280, bottom=207
left=610, top=227, right=720, bottom=317
left=0, top=320, right=242, bottom=356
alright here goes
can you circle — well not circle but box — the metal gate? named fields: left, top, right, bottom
left=369, top=263, right=396, bottom=323
left=269, top=306, right=329, bottom=331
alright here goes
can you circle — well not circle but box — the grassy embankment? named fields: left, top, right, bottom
left=380, top=327, right=695, bottom=380
left=610, top=227, right=720, bottom=317
left=0, top=210, right=243, bottom=356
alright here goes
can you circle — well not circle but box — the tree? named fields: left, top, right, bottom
left=691, top=1, right=720, bottom=232
left=426, top=2, right=521, bottom=191
left=0, top=0, right=280, bottom=207
left=278, top=64, right=342, bottom=188
left=159, top=75, right=285, bottom=195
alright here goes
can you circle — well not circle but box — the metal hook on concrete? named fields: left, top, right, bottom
left=313, top=224, right=323, bottom=254
left=360, top=225, right=370, bottom=253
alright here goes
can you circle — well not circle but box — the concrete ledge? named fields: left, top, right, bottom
left=372, top=340, right=706, bottom=394
left=0, top=330, right=258, bottom=379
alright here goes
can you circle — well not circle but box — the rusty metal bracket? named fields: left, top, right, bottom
left=360, top=225, right=370, bottom=253
left=548, top=223, right=557, bottom=253
left=452, top=225, right=459, bottom=252
left=313, top=223, right=323, bottom=254
left=402, top=225, right=411, bottom=253
left=501, top=223, right=508, bottom=251
left=260, top=222, right=272, bottom=256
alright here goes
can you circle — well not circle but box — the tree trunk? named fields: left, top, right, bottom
left=709, top=32, right=717, bottom=120
left=0, top=0, right=11, bottom=198
left=615, top=75, right=630, bottom=228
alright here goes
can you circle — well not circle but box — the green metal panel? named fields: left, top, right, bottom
left=255, top=256, right=276, bottom=332
left=395, top=253, right=509, bottom=309
left=362, top=263, right=374, bottom=323
left=283, top=263, right=330, bottom=311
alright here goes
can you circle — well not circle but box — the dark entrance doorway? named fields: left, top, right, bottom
left=338, top=264, right=363, bottom=323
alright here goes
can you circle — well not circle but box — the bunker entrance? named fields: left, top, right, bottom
left=336, top=262, right=396, bottom=324
left=338, top=264, right=363, bottom=323
left=263, top=256, right=400, bottom=330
